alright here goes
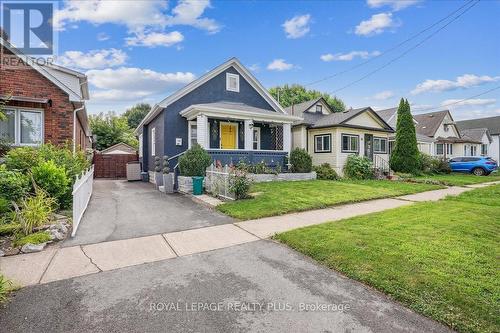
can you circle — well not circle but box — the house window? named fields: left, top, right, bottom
left=446, top=143, right=453, bottom=155
left=436, top=143, right=444, bottom=155
left=315, top=105, right=322, bottom=113
left=373, top=137, right=387, bottom=153
left=151, top=127, right=156, bottom=156
left=0, top=108, right=43, bottom=146
left=481, top=144, right=488, bottom=156
left=464, top=145, right=468, bottom=156
left=188, top=121, right=197, bottom=148
left=226, top=73, right=240, bottom=92
left=314, top=134, right=331, bottom=153
left=471, top=145, right=477, bottom=156
left=253, top=127, right=261, bottom=150
left=342, top=134, right=359, bottom=153
left=138, top=134, right=143, bottom=157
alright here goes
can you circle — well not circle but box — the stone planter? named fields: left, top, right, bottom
left=162, top=173, right=174, bottom=193
left=178, top=176, right=193, bottom=194
left=154, top=172, right=163, bottom=187
left=247, top=171, right=317, bottom=183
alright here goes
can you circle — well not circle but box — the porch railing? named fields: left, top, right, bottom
left=207, top=149, right=288, bottom=168
left=71, top=165, right=94, bottom=237
left=373, top=155, right=391, bottom=175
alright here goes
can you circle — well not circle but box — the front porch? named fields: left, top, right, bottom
left=180, top=102, right=300, bottom=167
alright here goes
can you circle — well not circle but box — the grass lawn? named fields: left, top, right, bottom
left=217, top=180, right=442, bottom=220
left=275, top=185, right=500, bottom=333
left=413, top=172, right=500, bottom=186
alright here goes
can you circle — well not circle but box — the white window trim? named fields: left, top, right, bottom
left=219, top=121, right=239, bottom=149
left=314, top=134, right=331, bottom=153
left=252, top=127, right=261, bottom=150
left=373, top=137, right=387, bottom=153
left=446, top=143, right=453, bottom=155
left=138, top=134, right=143, bottom=157
left=315, top=104, right=322, bottom=113
left=341, top=134, right=359, bottom=153
left=151, top=127, right=156, bottom=156
left=1, top=107, right=44, bottom=146
left=436, top=143, right=444, bottom=155
left=188, top=120, right=197, bottom=149
left=226, top=73, right=240, bottom=92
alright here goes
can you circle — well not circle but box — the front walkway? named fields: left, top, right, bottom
left=63, top=179, right=234, bottom=247
left=0, top=184, right=480, bottom=287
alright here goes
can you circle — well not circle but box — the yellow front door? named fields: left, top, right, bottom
left=220, top=123, right=237, bottom=149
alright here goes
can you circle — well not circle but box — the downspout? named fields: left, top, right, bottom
left=73, top=105, right=85, bottom=154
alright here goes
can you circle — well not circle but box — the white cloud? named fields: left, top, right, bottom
left=125, top=31, right=184, bottom=47
left=267, top=59, right=294, bottom=71
left=441, top=98, right=496, bottom=107
left=165, top=0, right=220, bottom=34
left=367, top=0, right=420, bottom=11
left=248, top=63, right=260, bottom=72
left=86, top=67, right=196, bottom=101
left=97, top=32, right=110, bottom=41
left=373, top=90, right=395, bottom=100
left=57, top=49, right=127, bottom=69
left=355, top=12, right=395, bottom=36
left=411, top=74, right=500, bottom=94
left=282, top=14, right=311, bottom=39
left=320, top=50, right=381, bottom=62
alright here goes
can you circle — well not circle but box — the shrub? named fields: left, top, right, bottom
left=4, top=146, right=41, bottom=172
left=0, top=223, right=21, bottom=236
left=0, top=169, right=30, bottom=203
left=14, top=188, right=56, bottom=235
left=290, top=148, right=312, bottom=173
left=0, top=275, right=12, bottom=304
left=0, top=197, right=10, bottom=216
left=39, top=143, right=89, bottom=181
left=13, top=231, right=51, bottom=247
left=32, top=160, right=70, bottom=207
left=343, top=155, right=374, bottom=180
left=229, top=170, right=252, bottom=200
left=178, top=144, right=212, bottom=177
left=0, top=138, right=11, bottom=157
left=313, top=163, right=339, bottom=180
left=418, top=153, right=451, bottom=174
left=390, top=99, right=421, bottom=173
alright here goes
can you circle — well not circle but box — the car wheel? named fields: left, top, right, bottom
left=472, top=167, right=485, bottom=176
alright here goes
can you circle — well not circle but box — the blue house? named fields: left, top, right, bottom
left=135, top=58, right=300, bottom=177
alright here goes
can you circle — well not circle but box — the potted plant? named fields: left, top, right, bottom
left=178, top=144, right=211, bottom=195
left=162, top=155, right=174, bottom=193
left=154, top=156, right=163, bottom=187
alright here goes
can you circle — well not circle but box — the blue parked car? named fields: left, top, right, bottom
left=449, top=156, right=498, bottom=176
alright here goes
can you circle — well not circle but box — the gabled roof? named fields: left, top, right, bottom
left=456, top=116, right=500, bottom=135
left=293, top=104, right=393, bottom=131
left=0, top=37, right=89, bottom=101
left=413, top=110, right=451, bottom=137
left=375, top=107, right=418, bottom=130
left=460, top=128, right=492, bottom=143
left=100, top=142, right=137, bottom=154
left=135, top=57, right=286, bottom=134
left=284, top=97, right=331, bottom=116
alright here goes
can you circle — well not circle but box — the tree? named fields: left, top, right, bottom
left=89, top=112, right=138, bottom=151
left=123, top=103, right=151, bottom=129
left=389, top=98, right=420, bottom=173
left=269, top=84, right=346, bottom=113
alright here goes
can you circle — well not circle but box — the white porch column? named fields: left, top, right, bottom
left=196, top=114, right=209, bottom=149
left=244, top=119, right=253, bottom=150
left=283, top=123, right=291, bottom=153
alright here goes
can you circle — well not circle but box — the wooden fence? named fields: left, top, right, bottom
left=93, top=153, right=138, bottom=178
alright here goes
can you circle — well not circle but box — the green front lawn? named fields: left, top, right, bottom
left=413, top=172, right=500, bottom=186
left=275, top=185, right=500, bottom=333
left=217, top=180, right=442, bottom=220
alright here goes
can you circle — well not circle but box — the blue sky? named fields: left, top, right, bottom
left=49, top=0, right=499, bottom=120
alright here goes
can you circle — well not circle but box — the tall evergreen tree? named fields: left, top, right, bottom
left=389, top=98, right=420, bottom=173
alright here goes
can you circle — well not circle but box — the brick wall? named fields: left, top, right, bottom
left=0, top=48, right=78, bottom=146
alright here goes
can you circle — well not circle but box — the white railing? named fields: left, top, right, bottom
left=205, top=163, right=235, bottom=201
left=71, top=165, right=94, bottom=237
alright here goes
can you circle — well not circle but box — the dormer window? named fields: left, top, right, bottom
left=316, top=105, right=322, bottom=113
left=226, top=73, right=240, bottom=92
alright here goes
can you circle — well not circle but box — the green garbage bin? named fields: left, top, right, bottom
left=192, top=176, right=204, bottom=195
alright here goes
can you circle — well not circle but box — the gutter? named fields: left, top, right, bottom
left=73, top=105, right=85, bottom=154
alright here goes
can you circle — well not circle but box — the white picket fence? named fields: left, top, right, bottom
left=205, top=164, right=235, bottom=201
left=71, top=165, right=94, bottom=237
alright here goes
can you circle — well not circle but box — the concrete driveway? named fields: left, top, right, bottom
left=0, top=240, right=450, bottom=333
left=64, top=180, right=234, bottom=247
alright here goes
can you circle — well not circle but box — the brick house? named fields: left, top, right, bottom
left=0, top=37, right=91, bottom=151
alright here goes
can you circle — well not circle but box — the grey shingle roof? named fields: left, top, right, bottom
left=375, top=107, right=398, bottom=128
left=284, top=97, right=323, bottom=116
left=456, top=116, right=500, bottom=135
left=459, top=128, right=491, bottom=143
left=413, top=110, right=450, bottom=137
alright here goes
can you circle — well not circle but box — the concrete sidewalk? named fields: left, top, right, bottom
left=0, top=185, right=479, bottom=287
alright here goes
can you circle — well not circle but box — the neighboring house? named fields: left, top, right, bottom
left=100, top=142, right=137, bottom=155
left=135, top=58, right=300, bottom=177
left=459, top=128, right=492, bottom=157
left=288, top=97, right=394, bottom=174
left=457, top=116, right=500, bottom=162
left=0, top=38, right=91, bottom=151
left=376, top=108, right=482, bottom=159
